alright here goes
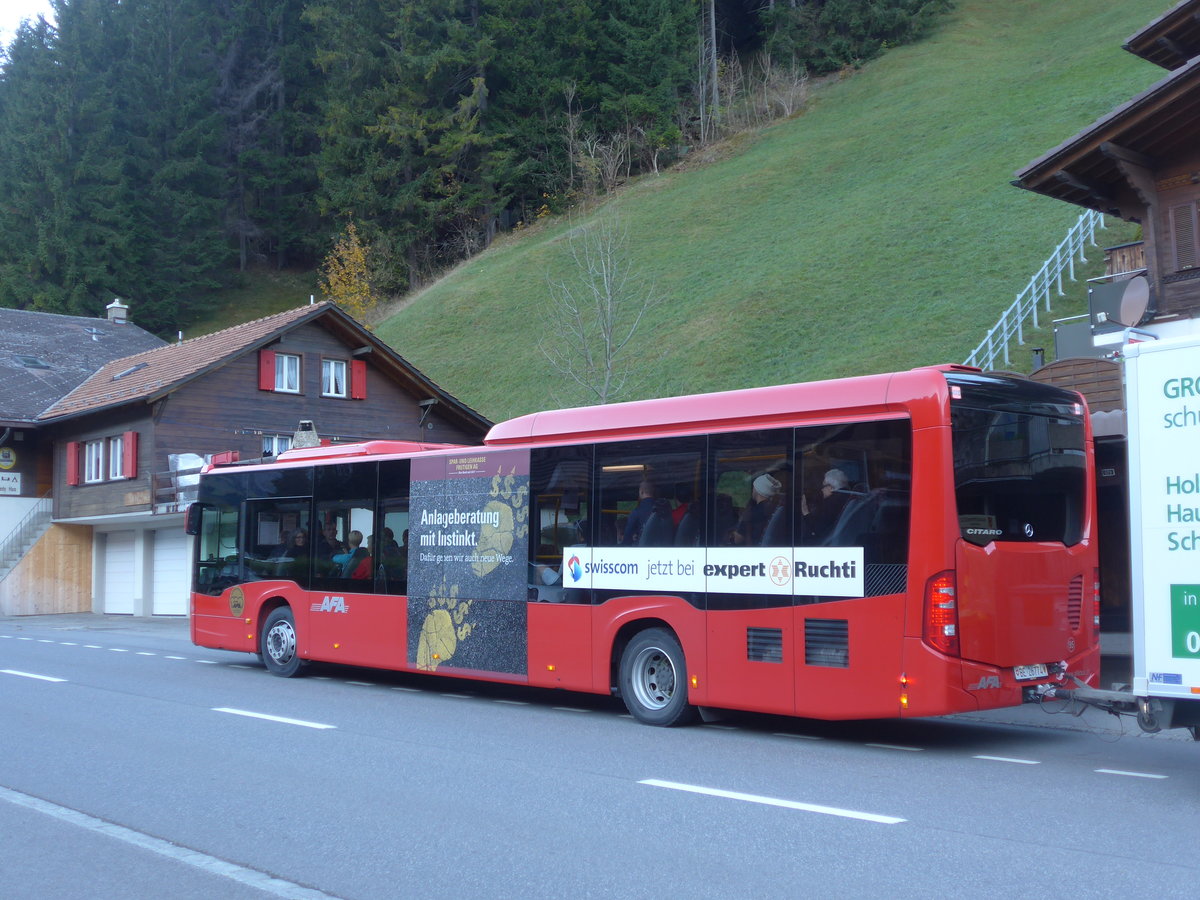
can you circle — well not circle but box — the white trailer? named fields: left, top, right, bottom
left=1061, top=332, right=1200, bottom=736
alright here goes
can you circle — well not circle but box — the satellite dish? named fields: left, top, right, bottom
left=1117, top=275, right=1151, bottom=326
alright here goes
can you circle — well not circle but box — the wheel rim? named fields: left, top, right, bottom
left=630, top=645, right=677, bottom=710
left=265, top=619, right=296, bottom=666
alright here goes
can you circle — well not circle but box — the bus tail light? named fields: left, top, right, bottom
left=924, top=570, right=959, bottom=657
left=1093, top=568, right=1101, bottom=630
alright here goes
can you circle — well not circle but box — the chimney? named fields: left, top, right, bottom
left=292, top=420, right=320, bottom=449
left=106, top=298, right=129, bottom=325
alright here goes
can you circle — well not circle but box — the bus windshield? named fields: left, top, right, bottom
left=947, top=373, right=1087, bottom=547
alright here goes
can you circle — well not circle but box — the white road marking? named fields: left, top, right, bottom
left=773, top=733, right=823, bottom=740
left=640, top=779, right=905, bottom=824
left=1, top=669, right=67, bottom=683
left=390, top=686, right=419, bottom=692
left=136, top=652, right=156, bottom=656
left=441, top=693, right=471, bottom=699
left=194, top=660, right=218, bottom=665
left=552, top=707, right=590, bottom=713
left=0, top=785, right=337, bottom=899
left=164, top=656, right=187, bottom=660
left=212, top=708, right=336, bottom=730
left=59, top=642, right=78, bottom=646
left=974, top=755, right=1040, bottom=765
left=37, top=639, right=54, bottom=644
left=346, top=681, right=374, bottom=686
left=1095, top=768, right=1168, bottom=779
left=230, top=664, right=254, bottom=669
left=84, top=645, right=102, bottom=649
left=866, top=743, right=923, bottom=752
left=108, top=648, right=129, bottom=653
left=493, top=699, right=528, bottom=706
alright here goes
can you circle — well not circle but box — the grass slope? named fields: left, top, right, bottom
left=370, top=0, right=1161, bottom=421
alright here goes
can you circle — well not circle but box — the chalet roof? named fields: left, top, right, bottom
left=0, top=307, right=167, bottom=427
left=37, top=301, right=491, bottom=434
left=1124, top=0, right=1200, bottom=70
left=1012, top=54, right=1200, bottom=218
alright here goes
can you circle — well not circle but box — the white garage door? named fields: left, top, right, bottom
left=152, top=527, right=190, bottom=616
left=103, top=530, right=136, bottom=615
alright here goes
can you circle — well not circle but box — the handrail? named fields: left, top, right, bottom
left=0, top=493, right=53, bottom=575
left=965, top=209, right=1104, bottom=370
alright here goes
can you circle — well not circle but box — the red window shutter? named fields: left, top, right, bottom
left=258, top=350, right=276, bottom=390
left=66, top=441, right=81, bottom=486
left=123, top=431, right=138, bottom=478
left=350, top=359, right=367, bottom=399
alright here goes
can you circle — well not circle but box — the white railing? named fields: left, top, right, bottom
left=964, top=209, right=1105, bottom=370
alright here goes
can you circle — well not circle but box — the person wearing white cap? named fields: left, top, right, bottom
left=731, top=472, right=782, bottom=545
left=802, top=467, right=852, bottom=542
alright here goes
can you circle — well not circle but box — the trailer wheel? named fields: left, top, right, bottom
left=619, top=628, right=697, bottom=726
left=261, top=607, right=304, bottom=677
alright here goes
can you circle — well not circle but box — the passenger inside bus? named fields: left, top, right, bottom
left=731, top=473, right=782, bottom=545
left=621, top=479, right=660, bottom=544
left=802, top=467, right=854, bottom=543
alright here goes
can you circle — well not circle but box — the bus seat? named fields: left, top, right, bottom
left=759, top=505, right=789, bottom=546
left=822, top=490, right=881, bottom=548
left=639, top=506, right=676, bottom=547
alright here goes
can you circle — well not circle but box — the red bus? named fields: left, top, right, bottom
left=188, top=365, right=1100, bottom=725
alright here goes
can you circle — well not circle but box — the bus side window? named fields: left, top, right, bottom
left=529, top=447, right=591, bottom=602
left=708, top=429, right=792, bottom=548
left=312, top=463, right=381, bottom=594
left=795, top=420, right=912, bottom=601
left=376, top=459, right=412, bottom=596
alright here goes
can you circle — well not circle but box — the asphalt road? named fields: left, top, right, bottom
left=2, top=614, right=1198, bottom=899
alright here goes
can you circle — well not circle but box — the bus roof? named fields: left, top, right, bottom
left=483, top=366, right=971, bottom=446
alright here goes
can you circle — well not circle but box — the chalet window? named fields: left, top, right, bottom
left=274, top=353, right=301, bottom=393
left=263, top=434, right=292, bottom=457
left=1170, top=202, right=1199, bottom=271
left=108, top=435, right=124, bottom=480
left=322, top=359, right=348, bottom=398
left=84, top=440, right=104, bottom=484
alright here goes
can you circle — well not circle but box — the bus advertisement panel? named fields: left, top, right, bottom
left=408, top=449, right=530, bottom=675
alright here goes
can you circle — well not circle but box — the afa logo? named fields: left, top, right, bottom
left=311, top=595, right=349, bottom=614
left=566, top=555, right=583, bottom=583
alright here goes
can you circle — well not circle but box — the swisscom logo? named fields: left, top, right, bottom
left=566, top=555, right=583, bottom=583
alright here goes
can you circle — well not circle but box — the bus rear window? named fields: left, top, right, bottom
left=950, top=386, right=1087, bottom=547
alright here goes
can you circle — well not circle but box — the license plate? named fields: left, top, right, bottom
left=1013, top=663, right=1048, bottom=681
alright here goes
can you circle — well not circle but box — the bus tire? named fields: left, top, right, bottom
left=619, top=628, right=697, bottom=726
left=261, top=607, right=304, bottom=677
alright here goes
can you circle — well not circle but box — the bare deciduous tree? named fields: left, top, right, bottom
left=539, top=216, right=663, bottom=406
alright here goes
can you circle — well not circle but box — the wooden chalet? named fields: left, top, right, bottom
left=1, top=300, right=490, bottom=617
left=1011, top=0, right=1200, bottom=631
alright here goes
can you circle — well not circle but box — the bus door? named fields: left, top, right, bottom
left=703, top=430, right=796, bottom=717
left=309, top=462, right=405, bottom=669
left=792, top=420, right=912, bottom=720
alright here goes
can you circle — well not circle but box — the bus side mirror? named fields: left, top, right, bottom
left=185, top=502, right=205, bottom=535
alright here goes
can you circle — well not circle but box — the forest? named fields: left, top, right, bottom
left=0, top=0, right=949, bottom=334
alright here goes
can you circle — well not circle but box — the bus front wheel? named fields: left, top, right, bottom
left=261, top=607, right=304, bottom=677
left=619, top=628, right=697, bottom=726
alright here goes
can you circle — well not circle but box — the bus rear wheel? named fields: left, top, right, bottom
left=261, top=607, right=304, bottom=677
left=619, top=628, right=697, bottom=726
